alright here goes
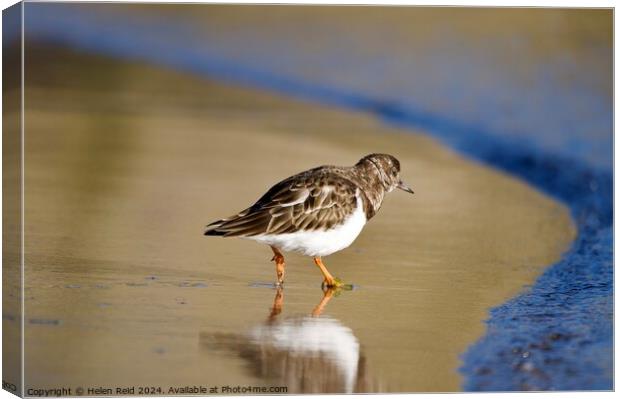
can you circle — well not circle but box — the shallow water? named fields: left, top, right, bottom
left=11, top=46, right=576, bottom=393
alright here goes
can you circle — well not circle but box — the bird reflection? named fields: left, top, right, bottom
left=200, top=288, right=377, bottom=393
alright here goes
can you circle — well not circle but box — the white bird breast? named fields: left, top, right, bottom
left=248, top=194, right=367, bottom=257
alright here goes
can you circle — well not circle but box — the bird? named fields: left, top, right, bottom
left=204, top=153, right=414, bottom=288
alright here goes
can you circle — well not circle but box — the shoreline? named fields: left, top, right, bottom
left=18, top=45, right=577, bottom=392
left=16, top=3, right=611, bottom=391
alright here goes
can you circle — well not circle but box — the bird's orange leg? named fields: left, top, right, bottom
left=313, top=257, right=341, bottom=288
left=270, top=246, right=285, bottom=286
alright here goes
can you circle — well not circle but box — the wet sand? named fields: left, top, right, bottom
left=18, top=46, right=575, bottom=392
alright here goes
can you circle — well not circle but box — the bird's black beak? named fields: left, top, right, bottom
left=397, top=180, right=414, bottom=194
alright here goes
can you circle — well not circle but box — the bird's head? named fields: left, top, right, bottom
left=356, top=153, right=414, bottom=194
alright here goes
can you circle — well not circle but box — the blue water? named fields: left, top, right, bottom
left=16, top=4, right=613, bottom=390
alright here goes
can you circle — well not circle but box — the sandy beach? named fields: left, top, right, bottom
left=16, top=45, right=576, bottom=392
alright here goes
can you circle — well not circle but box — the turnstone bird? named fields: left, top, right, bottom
left=204, top=153, right=414, bottom=288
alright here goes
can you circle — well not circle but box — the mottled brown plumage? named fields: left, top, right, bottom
left=205, top=154, right=412, bottom=238
left=206, top=167, right=358, bottom=237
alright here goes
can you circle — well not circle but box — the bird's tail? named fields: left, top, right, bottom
left=204, top=206, right=270, bottom=237
left=204, top=219, right=227, bottom=236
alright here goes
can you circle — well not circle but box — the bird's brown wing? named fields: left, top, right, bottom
left=204, top=168, right=360, bottom=237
